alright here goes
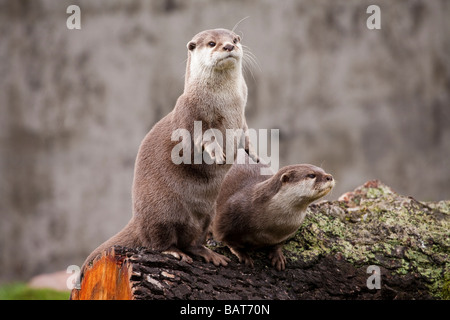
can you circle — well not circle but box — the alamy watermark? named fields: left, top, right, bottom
left=366, top=265, right=381, bottom=289
left=66, top=265, right=81, bottom=290
left=67, top=5, right=380, bottom=31
left=64, top=3, right=383, bottom=292
left=366, top=5, right=381, bottom=30
left=66, top=5, right=81, bottom=30
left=171, top=121, right=279, bottom=175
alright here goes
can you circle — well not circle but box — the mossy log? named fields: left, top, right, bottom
left=70, top=180, right=449, bottom=300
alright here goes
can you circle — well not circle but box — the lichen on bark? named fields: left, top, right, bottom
left=285, top=180, right=449, bottom=299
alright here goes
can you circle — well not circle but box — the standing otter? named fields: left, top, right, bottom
left=81, top=28, right=256, bottom=274
left=213, top=152, right=335, bottom=271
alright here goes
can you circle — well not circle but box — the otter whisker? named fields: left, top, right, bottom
left=242, top=45, right=260, bottom=70
left=243, top=60, right=256, bottom=82
left=242, top=46, right=260, bottom=82
left=231, top=16, right=250, bottom=34
left=243, top=52, right=260, bottom=72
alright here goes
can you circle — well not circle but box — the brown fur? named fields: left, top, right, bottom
left=213, top=152, right=334, bottom=270
left=81, top=28, right=255, bottom=276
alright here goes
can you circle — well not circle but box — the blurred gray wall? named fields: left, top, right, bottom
left=1, top=0, right=449, bottom=283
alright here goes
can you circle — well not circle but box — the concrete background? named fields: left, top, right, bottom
left=1, top=0, right=449, bottom=283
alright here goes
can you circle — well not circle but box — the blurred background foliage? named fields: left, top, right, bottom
left=0, top=283, right=69, bottom=300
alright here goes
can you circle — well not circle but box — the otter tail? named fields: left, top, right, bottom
left=79, top=220, right=141, bottom=281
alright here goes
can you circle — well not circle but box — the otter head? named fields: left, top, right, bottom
left=185, top=28, right=243, bottom=83
left=275, top=164, right=335, bottom=207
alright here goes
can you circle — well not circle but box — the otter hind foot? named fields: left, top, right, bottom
left=187, top=245, right=230, bottom=267
left=229, top=247, right=254, bottom=268
left=268, top=245, right=286, bottom=271
left=162, top=247, right=193, bottom=264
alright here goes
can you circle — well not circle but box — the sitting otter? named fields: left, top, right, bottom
left=213, top=151, right=334, bottom=270
left=81, top=28, right=257, bottom=277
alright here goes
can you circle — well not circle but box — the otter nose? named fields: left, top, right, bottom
left=223, top=44, right=234, bottom=52
left=325, top=174, right=333, bottom=182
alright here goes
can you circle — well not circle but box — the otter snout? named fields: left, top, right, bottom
left=317, top=173, right=335, bottom=195
left=223, top=43, right=235, bottom=52
left=319, top=173, right=334, bottom=188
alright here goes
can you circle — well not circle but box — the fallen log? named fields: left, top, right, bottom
left=70, top=180, right=449, bottom=300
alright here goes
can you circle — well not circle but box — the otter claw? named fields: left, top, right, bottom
left=162, top=250, right=193, bottom=264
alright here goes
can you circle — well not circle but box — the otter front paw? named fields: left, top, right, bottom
left=204, top=142, right=226, bottom=165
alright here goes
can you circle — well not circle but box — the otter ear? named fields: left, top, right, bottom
left=281, top=173, right=290, bottom=184
left=187, top=41, right=196, bottom=51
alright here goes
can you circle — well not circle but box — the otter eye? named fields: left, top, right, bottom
left=233, top=38, right=238, bottom=44
left=307, top=174, right=316, bottom=179
left=208, top=41, right=216, bottom=47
